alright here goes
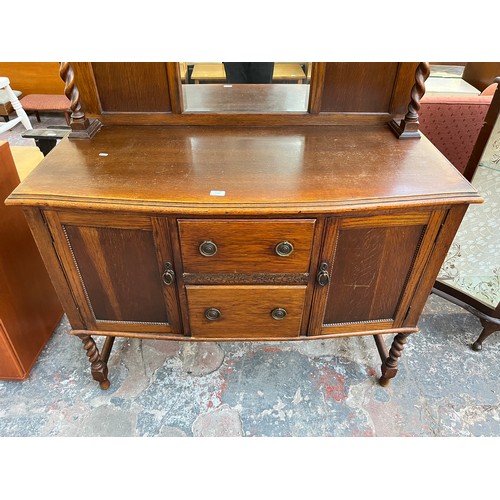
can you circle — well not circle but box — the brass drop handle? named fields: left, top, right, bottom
left=275, top=241, right=294, bottom=257
left=317, top=262, right=330, bottom=287
left=199, top=240, right=218, bottom=257
left=205, top=308, right=221, bottom=321
left=271, top=307, right=287, bottom=320
left=162, top=262, right=175, bottom=285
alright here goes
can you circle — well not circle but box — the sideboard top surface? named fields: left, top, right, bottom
left=7, top=125, right=481, bottom=214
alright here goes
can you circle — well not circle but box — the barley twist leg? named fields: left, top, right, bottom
left=379, top=332, right=410, bottom=387
left=77, top=334, right=110, bottom=390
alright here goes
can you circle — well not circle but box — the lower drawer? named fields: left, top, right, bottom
left=186, top=285, right=307, bottom=339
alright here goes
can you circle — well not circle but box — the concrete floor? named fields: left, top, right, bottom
left=1, top=293, right=499, bottom=437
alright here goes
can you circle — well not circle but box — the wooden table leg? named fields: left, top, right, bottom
left=101, top=336, right=116, bottom=364
left=379, top=332, right=410, bottom=386
left=472, top=318, right=500, bottom=351
left=77, top=334, right=110, bottom=389
left=373, top=334, right=388, bottom=364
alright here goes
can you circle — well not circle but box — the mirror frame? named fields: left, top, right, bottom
left=69, top=62, right=417, bottom=128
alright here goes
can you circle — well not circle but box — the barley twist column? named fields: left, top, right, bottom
left=59, top=62, right=102, bottom=139
left=389, top=62, right=431, bottom=139
left=60, top=61, right=86, bottom=124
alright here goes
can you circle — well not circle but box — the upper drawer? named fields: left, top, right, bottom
left=178, top=219, right=316, bottom=273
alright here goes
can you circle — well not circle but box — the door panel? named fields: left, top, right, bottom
left=310, top=210, right=443, bottom=336
left=324, top=224, right=425, bottom=324
left=64, top=225, right=167, bottom=323
left=45, top=211, right=180, bottom=334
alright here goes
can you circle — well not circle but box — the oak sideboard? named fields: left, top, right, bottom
left=6, top=62, right=482, bottom=388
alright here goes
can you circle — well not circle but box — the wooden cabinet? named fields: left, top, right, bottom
left=6, top=124, right=481, bottom=388
left=5, top=63, right=483, bottom=389
left=21, top=207, right=459, bottom=345
left=0, top=141, right=62, bottom=380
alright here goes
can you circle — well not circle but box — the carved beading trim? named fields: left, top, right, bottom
left=182, top=272, right=309, bottom=285
left=62, top=225, right=97, bottom=320
left=324, top=318, right=392, bottom=327
left=96, top=319, right=167, bottom=326
left=320, top=225, right=340, bottom=326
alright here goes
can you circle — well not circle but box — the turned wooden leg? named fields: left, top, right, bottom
left=472, top=319, right=500, bottom=351
left=379, top=332, right=410, bottom=387
left=77, top=334, right=111, bottom=389
left=101, top=336, right=116, bottom=364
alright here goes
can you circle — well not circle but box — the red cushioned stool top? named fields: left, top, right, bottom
left=20, top=94, right=70, bottom=111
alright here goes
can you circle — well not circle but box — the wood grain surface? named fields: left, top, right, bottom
left=7, top=125, right=481, bottom=213
left=178, top=219, right=315, bottom=273
left=0, top=142, right=62, bottom=379
left=186, top=285, right=307, bottom=338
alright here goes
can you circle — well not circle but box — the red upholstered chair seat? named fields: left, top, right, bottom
left=20, top=94, right=70, bottom=111
left=419, top=91, right=494, bottom=175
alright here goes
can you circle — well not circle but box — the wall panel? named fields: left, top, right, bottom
left=0, top=62, right=65, bottom=95
left=91, top=62, right=171, bottom=112
left=320, top=62, right=399, bottom=113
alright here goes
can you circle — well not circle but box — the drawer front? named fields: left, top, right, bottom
left=178, top=219, right=315, bottom=273
left=186, top=285, right=307, bottom=338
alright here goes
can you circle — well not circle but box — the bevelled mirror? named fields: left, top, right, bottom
left=180, top=62, right=312, bottom=113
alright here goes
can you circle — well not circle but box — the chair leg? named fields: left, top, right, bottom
left=3, top=82, right=32, bottom=131
left=472, top=318, right=500, bottom=351
left=35, top=110, right=41, bottom=122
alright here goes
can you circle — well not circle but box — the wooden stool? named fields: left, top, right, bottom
left=20, top=94, right=71, bottom=125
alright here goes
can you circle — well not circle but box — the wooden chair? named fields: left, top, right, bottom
left=0, top=88, right=22, bottom=121
left=419, top=83, right=496, bottom=177
left=0, top=77, right=32, bottom=134
left=433, top=77, right=500, bottom=350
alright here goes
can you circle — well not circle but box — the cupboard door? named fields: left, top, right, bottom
left=44, top=212, right=181, bottom=334
left=310, top=211, right=446, bottom=335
